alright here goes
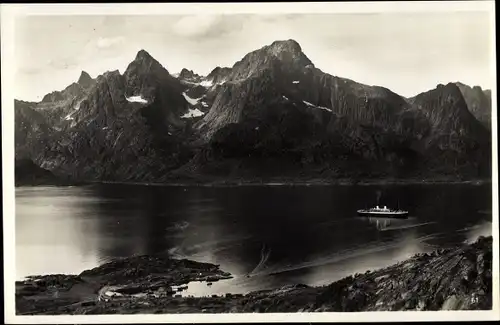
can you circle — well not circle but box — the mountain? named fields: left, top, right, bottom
left=14, top=40, right=492, bottom=183
left=197, top=40, right=426, bottom=138
left=15, top=50, right=195, bottom=181
left=32, top=71, right=97, bottom=133
left=187, top=40, right=489, bottom=179
left=178, top=68, right=202, bottom=83
left=206, top=66, right=232, bottom=85
left=175, top=66, right=233, bottom=120
left=454, top=82, right=491, bottom=129
left=77, top=71, right=95, bottom=89
left=410, top=83, right=488, bottom=139
left=409, top=83, right=491, bottom=176
left=15, top=100, right=53, bottom=159
left=182, top=40, right=476, bottom=179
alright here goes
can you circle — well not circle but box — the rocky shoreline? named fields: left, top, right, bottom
left=16, top=236, right=493, bottom=314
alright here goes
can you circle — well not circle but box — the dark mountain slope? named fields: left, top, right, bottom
left=14, top=100, right=54, bottom=159
left=123, top=50, right=189, bottom=127
left=455, top=82, right=492, bottom=129
left=410, top=83, right=491, bottom=177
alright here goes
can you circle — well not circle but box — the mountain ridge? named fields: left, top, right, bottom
left=14, top=39, right=492, bottom=183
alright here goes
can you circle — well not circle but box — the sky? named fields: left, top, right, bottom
left=14, top=11, right=494, bottom=101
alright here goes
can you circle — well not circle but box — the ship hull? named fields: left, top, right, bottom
left=357, top=211, right=409, bottom=218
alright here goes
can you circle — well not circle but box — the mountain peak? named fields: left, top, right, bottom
left=135, top=49, right=154, bottom=61
left=264, top=39, right=313, bottom=68
left=208, top=66, right=231, bottom=77
left=455, top=81, right=484, bottom=92
left=78, top=71, right=92, bottom=82
left=434, top=82, right=464, bottom=98
left=133, top=49, right=163, bottom=67
left=77, top=71, right=94, bottom=88
left=127, top=49, right=170, bottom=76
left=103, top=70, right=121, bottom=77
left=269, top=39, right=302, bottom=53
left=179, top=68, right=200, bottom=80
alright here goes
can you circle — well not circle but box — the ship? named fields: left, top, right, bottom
left=357, top=205, right=409, bottom=218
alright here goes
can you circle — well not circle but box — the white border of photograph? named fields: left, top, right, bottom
left=2, top=1, right=498, bottom=323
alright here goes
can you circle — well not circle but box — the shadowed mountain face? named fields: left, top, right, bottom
left=123, top=50, right=188, bottom=126
left=15, top=100, right=54, bottom=159
left=409, top=83, right=491, bottom=177
left=14, top=40, right=492, bottom=183
left=455, top=82, right=492, bottom=129
left=178, top=68, right=203, bottom=83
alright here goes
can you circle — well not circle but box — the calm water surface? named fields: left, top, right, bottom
left=16, top=183, right=492, bottom=297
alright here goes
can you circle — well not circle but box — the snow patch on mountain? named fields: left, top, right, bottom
left=200, top=79, right=214, bottom=88
left=292, top=81, right=300, bottom=84
left=74, top=99, right=85, bottom=111
left=199, top=78, right=227, bottom=88
left=303, top=100, right=332, bottom=112
left=181, top=108, right=205, bottom=118
left=182, top=92, right=201, bottom=105
left=125, top=95, right=148, bottom=104
left=64, top=111, right=75, bottom=120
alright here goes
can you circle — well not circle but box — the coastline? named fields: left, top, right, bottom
left=14, top=177, right=492, bottom=188
left=15, top=236, right=493, bottom=314
left=95, top=177, right=491, bottom=187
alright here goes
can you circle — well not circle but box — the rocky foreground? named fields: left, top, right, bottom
left=16, top=236, right=493, bottom=314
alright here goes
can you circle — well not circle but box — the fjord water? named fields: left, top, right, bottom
left=15, top=183, right=492, bottom=296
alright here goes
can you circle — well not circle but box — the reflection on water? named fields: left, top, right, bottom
left=15, top=183, right=492, bottom=296
left=364, top=216, right=437, bottom=232
left=15, top=186, right=102, bottom=276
